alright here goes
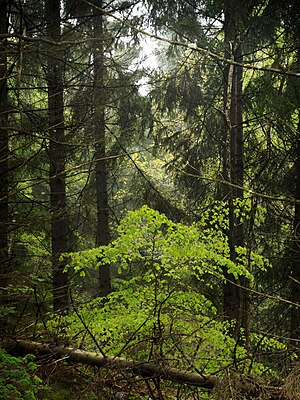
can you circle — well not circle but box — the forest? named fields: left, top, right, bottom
left=1, top=0, right=300, bottom=399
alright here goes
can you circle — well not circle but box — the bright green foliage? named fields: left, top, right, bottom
left=67, top=204, right=268, bottom=281
left=59, top=284, right=238, bottom=373
left=0, top=347, right=46, bottom=400
left=56, top=206, right=276, bottom=377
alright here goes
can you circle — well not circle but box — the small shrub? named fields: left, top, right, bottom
left=0, top=346, right=46, bottom=400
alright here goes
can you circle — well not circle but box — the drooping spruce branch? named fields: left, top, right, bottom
left=86, top=2, right=300, bottom=80
left=1, top=8, right=300, bottom=79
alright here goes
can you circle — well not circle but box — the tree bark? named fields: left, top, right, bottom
left=45, top=0, right=69, bottom=312
left=222, top=1, right=248, bottom=337
left=0, top=0, right=9, bottom=289
left=291, top=115, right=300, bottom=342
left=290, top=31, right=300, bottom=344
left=291, top=40, right=300, bottom=347
left=92, top=0, right=111, bottom=297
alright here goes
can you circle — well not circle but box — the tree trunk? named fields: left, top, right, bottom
left=222, top=1, right=248, bottom=336
left=290, top=29, right=300, bottom=343
left=291, top=38, right=300, bottom=340
left=0, top=0, right=9, bottom=289
left=93, top=0, right=111, bottom=297
left=291, top=113, right=300, bottom=342
left=45, top=0, right=69, bottom=312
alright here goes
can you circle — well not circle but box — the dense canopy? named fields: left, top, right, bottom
left=1, top=0, right=300, bottom=399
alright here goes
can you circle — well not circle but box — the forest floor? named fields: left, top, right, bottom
left=39, top=361, right=209, bottom=400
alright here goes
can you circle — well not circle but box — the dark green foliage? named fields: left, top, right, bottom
left=0, top=347, right=45, bottom=400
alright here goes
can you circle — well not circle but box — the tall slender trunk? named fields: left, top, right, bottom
left=45, top=0, right=69, bottom=312
left=0, top=0, right=9, bottom=289
left=222, top=2, right=247, bottom=336
left=291, top=113, right=300, bottom=343
left=291, top=41, right=300, bottom=341
left=93, top=1, right=111, bottom=297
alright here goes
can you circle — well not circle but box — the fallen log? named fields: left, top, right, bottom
left=9, top=339, right=218, bottom=389
left=4, top=339, right=291, bottom=399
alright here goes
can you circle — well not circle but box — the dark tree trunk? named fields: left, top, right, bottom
left=45, top=0, right=69, bottom=312
left=291, top=114, right=300, bottom=342
left=291, top=39, right=300, bottom=340
left=290, top=29, right=300, bottom=343
left=93, top=1, right=111, bottom=297
left=0, top=0, right=9, bottom=289
left=222, top=1, right=248, bottom=336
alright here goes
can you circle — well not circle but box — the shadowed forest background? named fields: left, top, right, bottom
left=1, top=0, right=300, bottom=399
